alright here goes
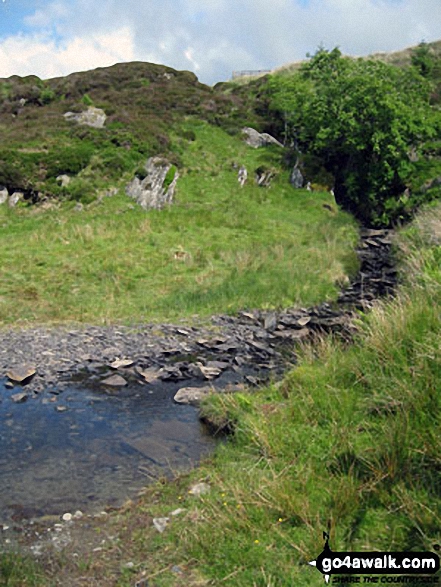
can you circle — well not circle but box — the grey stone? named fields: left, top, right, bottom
left=238, top=165, right=247, bottom=187
left=8, top=192, right=23, bottom=207
left=188, top=482, right=210, bottom=496
left=101, top=374, right=127, bottom=387
left=64, top=107, right=107, bottom=128
left=0, top=188, right=8, bottom=204
left=56, top=175, right=71, bottom=187
left=191, top=362, right=222, bottom=380
left=174, top=386, right=212, bottom=406
left=242, top=127, right=283, bottom=148
left=109, top=358, right=134, bottom=369
left=290, top=161, right=304, bottom=188
left=126, top=157, right=179, bottom=210
left=137, top=367, right=161, bottom=383
left=11, top=392, right=28, bottom=403
left=7, top=365, right=36, bottom=383
left=153, top=517, right=169, bottom=533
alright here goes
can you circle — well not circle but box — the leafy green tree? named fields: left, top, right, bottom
left=411, top=41, right=435, bottom=78
left=269, top=48, right=435, bottom=225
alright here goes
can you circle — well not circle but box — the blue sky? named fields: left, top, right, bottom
left=0, top=0, right=440, bottom=84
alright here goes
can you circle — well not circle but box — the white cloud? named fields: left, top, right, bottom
left=0, top=26, right=137, bottom=79
left=0, top=0, right=440, bottom=83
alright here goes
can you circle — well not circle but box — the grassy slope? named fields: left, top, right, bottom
left=3, top=203, right=440, bottom=587
left=0, top=120, right=357, bottom=326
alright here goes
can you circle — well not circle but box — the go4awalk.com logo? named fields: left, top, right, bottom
left=309, top=532, right=440, bottom=584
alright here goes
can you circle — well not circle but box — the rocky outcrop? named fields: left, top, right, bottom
left=126, top=157, right=179, bottom=210
left=242, top=127, right=283, bottom=149
left=64, top=107, right=107, bottom=128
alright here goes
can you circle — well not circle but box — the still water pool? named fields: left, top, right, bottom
left=0, top=379, right=216, bottom=523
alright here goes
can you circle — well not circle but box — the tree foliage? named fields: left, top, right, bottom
left=269, top=48, right=435, bottom=226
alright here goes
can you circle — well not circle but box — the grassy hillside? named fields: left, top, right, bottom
left=0, top=119, right=357, bottom=326
left=0, top=61, right=263, bottom=203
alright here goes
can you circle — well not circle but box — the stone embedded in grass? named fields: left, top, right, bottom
left=241, top=127, right=283, bottom=149
left=153, top=517, right=169, bottom=533
left=126, top=156, right=179, bottom=210
left=0, top=187, right=8, bottom=204
left=56, top=175, right=71, bottom=187
left=188, top=482, right=210, bottom=496
left=8, top=192, right=23, bottom=207
left=101, top=374, right=127, bottom=387
left=63, top=107, right=107, bottom=128
left=7, top=365, right=37, bottom=384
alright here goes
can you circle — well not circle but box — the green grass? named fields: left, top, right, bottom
left=0, top=120, right=357, bottom=327
left=0, top=553, right=44, bottom=587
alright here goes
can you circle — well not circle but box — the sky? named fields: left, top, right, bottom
left=0, top=0, right=440, bottom=85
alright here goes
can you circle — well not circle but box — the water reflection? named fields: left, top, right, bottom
left=0, top=380, right=216, bottom=522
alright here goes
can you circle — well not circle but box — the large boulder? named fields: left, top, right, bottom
left=64, top=106, right=107, bottom=128
left=242, top=127, right=283, bottom=149
left=126, top=157, right=179, bottom=210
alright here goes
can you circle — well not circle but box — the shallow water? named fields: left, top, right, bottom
left=0, top=378, right=217, bottom=523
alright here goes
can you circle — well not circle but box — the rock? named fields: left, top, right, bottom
left=74, top=202, right=84, bottom=212
left=64, top=106, right=107, bottom=128
left=264, top=314, right=277, bottom=331
left=191, top=362, right=222, bottom=380
left=153, top=517, right=169, bottom=533
left=242, top=127, right=283, bottom=148
left=290, top=160, right=304, bottom=188
left=8, top=192, right=23, bottom=207
left=126, top=157, right=179, bottom=210
left=11, top=392, right=28, bottom=403
left=188, top=482, right=210, bottom=496
left=137, top=367, right=161, bottom=383
left=56, top=175, right=71, bottom=187
left=110, top=358, right=134, bottom=369
left=174, top=386, right=212, bottom=406
left=101, top=374, right=127, bottom=387
left=238, top=165, right=247, bottom=187
left=296, top=316, right=311, bottom=327
left=0, top=187, right=8, bottom=204
left=7, top=365, right=36, bottom=384
left=255, top=167, right=275, bottom=187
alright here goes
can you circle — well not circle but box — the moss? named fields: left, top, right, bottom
left=163, top=164, right=177, bottom=190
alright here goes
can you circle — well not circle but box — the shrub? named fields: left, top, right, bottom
left=269, top=48, right=435, bottom=226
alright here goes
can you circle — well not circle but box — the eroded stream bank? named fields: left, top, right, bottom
left=0, top=228, right=396, bottom=533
